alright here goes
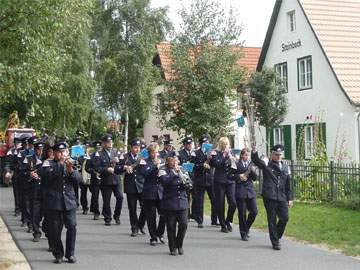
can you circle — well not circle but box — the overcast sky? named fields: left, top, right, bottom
left=151, top=0, right=277, bottom=47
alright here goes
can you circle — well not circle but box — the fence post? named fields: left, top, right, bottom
left=290, top=160, right=295, bottom=198
left=330, top=161, right=335, bottom=201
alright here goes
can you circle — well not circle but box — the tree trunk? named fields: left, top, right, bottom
left=124, top=109, right=129, bottom=150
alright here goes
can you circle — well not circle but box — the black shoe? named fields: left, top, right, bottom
left=198, top=223, right=204, bottom=228
left=33, top=235, right=41, bottom=242
left=150, top=239, right=157, bottom=246
left=54, top=257, right=63, bottom=264
left=226, top=223, right=232, bottom=232
left=27, top=227, right=33, bottom=233
left=170, top=250, right=177, bottom=256
left=221, top=227, right=229, bottom=233
left=94, top=214, right=100, bottom=220
left=139, top=228, right=146, bottom=235
left=130, top=230, right=138, bottom=237
left=66, top=256, right=77, bottom=263
left=104, top=220, right=111, bottom=226
left=158, top=236, right=165, bottom=244
left=83, top=209, right=88, bottom=215
left=178, top=248, right=184, bottom=255
left=114, top=217, right=120, bottom=225
left=20, top=223, right=25, bottom=227
left=272, top=243, right=281, bottom=250
left=241, top=234, right=248, bottom=241
left=211, top=222, right=220, bottom=226
left=47, top=247, right=53, bottom=252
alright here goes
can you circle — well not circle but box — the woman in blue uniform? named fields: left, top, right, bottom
left=139, top=143, right=165, bottom=246
left=159, top=156, right=191, bottom=256
left=228, top=148, right=258, bottom=241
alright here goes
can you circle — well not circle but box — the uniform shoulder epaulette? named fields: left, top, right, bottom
left=158, top=169, right=168, bottom=177
left=42, top=160, right=51, bottom=167
left=191, top=151, right=196, bottom=157
left=95, top=152, right=100, bottom=157
left=119, top=153, right=125, bottom=160
left=210, top=150, right=217, bottom=156
left=139, top=159, right=147, bottom=165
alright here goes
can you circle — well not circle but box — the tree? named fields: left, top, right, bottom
left=246, top=68, right=288, bottom=154
left=93, top=0, right=171, bottom=148
left=157, top=0, right=244, bottom=141
left=0, top=0, right=107, bottom=140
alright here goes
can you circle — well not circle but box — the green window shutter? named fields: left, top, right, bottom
left=296, top=124, right=305, bottom=159
left=283, top=125, right=292, bottom=160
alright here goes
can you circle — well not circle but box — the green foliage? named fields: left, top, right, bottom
left=158, top=0, right=244, bottom=141
left=247, top=68, right=287, bottom=152
left=204, top=197, right=360, bottom=256
left=93, top=0, right=171, bottom=140
left=0, top=0, right=107, bottom=140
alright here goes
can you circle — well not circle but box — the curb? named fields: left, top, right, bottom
left=0, top=215, right=31, bottom=270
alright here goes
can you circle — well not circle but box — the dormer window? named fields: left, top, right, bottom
left=288, top=10, right=296, bottom=32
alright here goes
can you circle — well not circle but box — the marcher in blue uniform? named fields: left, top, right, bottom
left=71, top=137, right=82, bottom=208
left=139, top=143, right=165, bottom=246
left=209, top=137, right=237, bottom=233
left=159, top=156, right=191, bottom=256
left=94, top=134, right=123, bottom=226
left=121, top=138, right=146, bottom=237
left=4, top=137, right=22, bottom=216
left=41, top=142, right=82, bottom=264
left=26, top=139, right=45, bottom=242
left=177, top=136, right=195, bottom=220
left=251, top=144, right=293, bottom=250
left=191, top=134, right=218, bottom=227
left=17, top=134, right=34, bottom=232
left=228, top=148, right=258, bottom=241
left=85, top=141, right=102, bottom=220
left=159, top=136, right=178, bottom=160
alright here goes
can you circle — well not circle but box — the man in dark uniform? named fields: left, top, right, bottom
left=85, top=140, right=102, bottom=220
left=17, top=134, right=34, bottom=231
left=192, top=134, right=218, bottom=228
left=159, top=136, right=178, bottom=160
left=122, top=138, right=146, bottom=237
left=41, top=142, right=81, bottom=264
left=178, top=136, right=195, bottom=220
left=26, top=139, right=45, bottom=242
left=251, top=144, right=293, bottom=250
left=4, top=137, right=22, bottom=216
left=94, top=134, right=123, bottom=226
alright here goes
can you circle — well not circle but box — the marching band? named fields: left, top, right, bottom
left=3, top=132, right=293, bottom=263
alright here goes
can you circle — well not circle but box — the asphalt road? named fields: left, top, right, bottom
left=0, top=187, right=359, bottom=270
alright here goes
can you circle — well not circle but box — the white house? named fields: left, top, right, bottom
left=257, top=0, right=360, bottom=162
left=144, top=42, right=261, bottom=149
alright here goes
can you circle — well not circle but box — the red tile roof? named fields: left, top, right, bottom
left=300, top=0, right=360, bottom=104
left=155, top=42, right=261, bottom=81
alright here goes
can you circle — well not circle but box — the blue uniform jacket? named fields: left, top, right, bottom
left=41, top=160, right=82, bottom=211
left=228, top=160, right=257, bottom=199
left=251, top=151, right=293, bottom=202
left=139, top=158, right=163, bottom=201
left=94, top=149, right=123, bottom=186
left=209, top=150, right=235, bottom=185
left=159, top=168, right=189, bottom=211
left=192, top=148, right=213, bottom=187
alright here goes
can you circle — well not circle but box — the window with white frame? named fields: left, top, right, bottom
left=288, top=10, right=296, bottom=32
left=273, top=127, right=284, bottom=146
left=275, top=62, right=288, bottom=92
left=298, top=56, right=312, bottom=90
left=304, top=125, right=314, bottom=159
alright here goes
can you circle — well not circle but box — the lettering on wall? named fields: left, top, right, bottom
left=282, top=39, right=302, bottom=52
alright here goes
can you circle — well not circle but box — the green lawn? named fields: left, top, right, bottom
left=204, top=197, right=360, bottom=257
